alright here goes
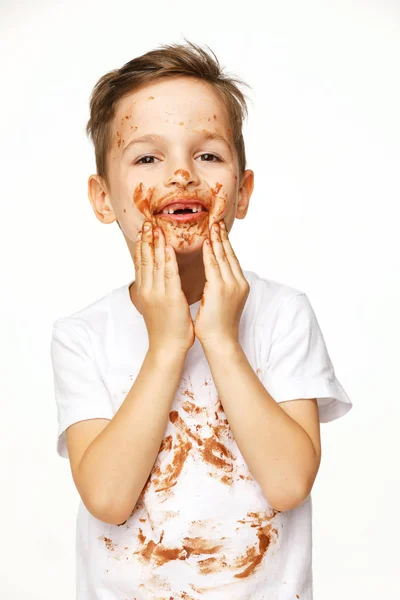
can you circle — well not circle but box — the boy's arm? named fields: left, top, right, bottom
left=202, top=339, right=321, bottom=512
left=68, top=346, right=187, bottom=525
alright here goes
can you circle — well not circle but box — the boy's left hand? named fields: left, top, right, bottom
left=193, top=219, right=250, bottom=347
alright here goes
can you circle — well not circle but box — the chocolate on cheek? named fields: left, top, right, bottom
left=210, top=182, right=228, bottom=227
left=133, top=183, right=155, bottom=223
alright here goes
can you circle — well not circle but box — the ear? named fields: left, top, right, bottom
left=236, top=169, right=254, bottom=219
left=87, top=175, right=117, bottom=224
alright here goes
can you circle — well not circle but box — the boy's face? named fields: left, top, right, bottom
left=88, top=76, right=254, bottom=255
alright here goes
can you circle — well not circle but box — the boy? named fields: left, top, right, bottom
left=51, top=40, right=353, bottom=599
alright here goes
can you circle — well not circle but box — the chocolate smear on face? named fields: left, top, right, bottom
left=133, top=182, right=155, bottom=222
left=132, top=170, right=229, bottom=248
left=173, top=169, right=190, bottom=179
left=153, top=189, right=209, bottom=248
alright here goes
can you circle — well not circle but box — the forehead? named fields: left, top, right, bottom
left=112, top=76, right=231, bottom=133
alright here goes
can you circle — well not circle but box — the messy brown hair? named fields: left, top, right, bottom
left=86, top=39, right=251, bottom=227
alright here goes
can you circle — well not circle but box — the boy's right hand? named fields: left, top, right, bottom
left=133, top=222, right=195, bottom=354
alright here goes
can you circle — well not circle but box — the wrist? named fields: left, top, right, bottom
left=200, top=337, right=241, bottom=357
left=147, top=345, right=189, bottom=363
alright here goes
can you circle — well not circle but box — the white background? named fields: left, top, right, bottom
left=1, top=0, right=399, bottom=598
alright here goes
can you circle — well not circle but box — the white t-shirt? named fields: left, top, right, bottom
left=50, top=269, right=352, bottom=600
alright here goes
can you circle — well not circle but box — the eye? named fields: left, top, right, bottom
left=198, top=153, right=221, bottom=162
left=135, top=155, right=158, bottom=165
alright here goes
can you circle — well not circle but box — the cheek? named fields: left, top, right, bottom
left=105, top=166, right=145, bottom=238
left=132, top=182, right=155, bottom=219
left=116, top=180, right=154, bottom=222
left=209, top=180, right=237, bottom=222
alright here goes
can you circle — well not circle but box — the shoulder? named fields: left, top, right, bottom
left=243, top=269, right=306, bottom=324
left=52, top=285, right=121, bottom=339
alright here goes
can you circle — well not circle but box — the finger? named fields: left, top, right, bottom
left=219, top=220, right=243, bottom=280
left=211, top=222, right=233, bottom=283
left=134, top=230, right=142, bottom=287
left=153, top=227, right=165, bottom=293
left=202, top=237, right=221, bottom=286
left=164, top=243, right=182, bottom=296
left=141, top=222, right=154, bottom=290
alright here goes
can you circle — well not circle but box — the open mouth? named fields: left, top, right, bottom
left=155, top=204, right=208, bottom=223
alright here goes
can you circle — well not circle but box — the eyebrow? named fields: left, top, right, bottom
left=122, top=130, right=232, bottom=156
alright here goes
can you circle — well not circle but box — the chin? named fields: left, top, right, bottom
left=158, top=217, right=210, bottom=253
left=169, top=235, right=207, bottom=253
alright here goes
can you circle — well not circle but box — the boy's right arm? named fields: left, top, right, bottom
left=65, top=222, right=195, bottom=526
left=67, top=345, right=187, bottom=525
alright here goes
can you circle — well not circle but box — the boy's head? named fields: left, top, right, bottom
left=86, top=40, right=254, bottom=257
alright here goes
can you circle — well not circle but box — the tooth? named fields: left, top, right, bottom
left=159, top=204, right=204, bottom=215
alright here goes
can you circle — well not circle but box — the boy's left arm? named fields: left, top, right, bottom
left=202, top=339, right=321, bottom=513
left=194, top=221, right=321, bottom=513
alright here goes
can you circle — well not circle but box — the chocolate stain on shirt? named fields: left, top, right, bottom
left=98, top=373, right=280, bottom=594
left=98, top=536, right=117, bottom=552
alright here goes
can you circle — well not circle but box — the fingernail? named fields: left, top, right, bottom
left=220, top=221, right=226, bottom=230
left=143, top=223, right=151, bottom=232
left=213, top=223, right=219, bottom=231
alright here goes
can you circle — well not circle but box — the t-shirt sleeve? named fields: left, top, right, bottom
left=262, top=293, right=353, bottom=423
left=50, top=320, right=114, bottom=459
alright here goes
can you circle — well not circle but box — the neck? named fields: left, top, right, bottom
left=175, top=250, right=206, bottom=306
left=130, top=249, right=205, bottom=312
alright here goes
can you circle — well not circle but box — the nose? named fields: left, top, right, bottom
left=165, top=167, right=200, bottom=189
